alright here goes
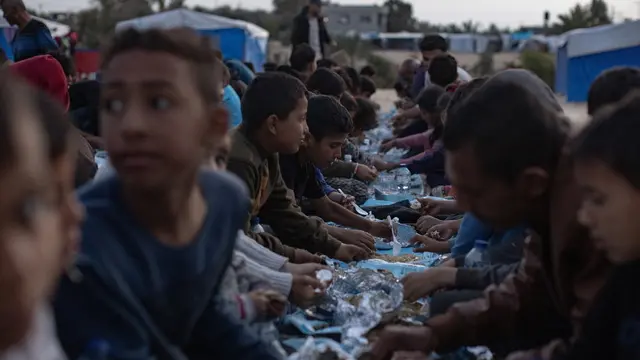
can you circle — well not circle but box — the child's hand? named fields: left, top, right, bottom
left=290, top=275, right=324, bottom=308
left=355, top=165, right=378, bottom=182
left=379, top=140, right=396, bottom=153
left=249, top=289, right=287, bottom=319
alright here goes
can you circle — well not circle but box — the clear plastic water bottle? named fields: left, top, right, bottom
left=464, top=240, right=489, bottom=268
left=78, top=339, right=110, bottom=360
left=395, top=167, right=411, bottom=193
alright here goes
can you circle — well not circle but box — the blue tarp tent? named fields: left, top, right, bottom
left=556, top=20, right=640, bottom=102
left=115, top=9, right=269, bottom=72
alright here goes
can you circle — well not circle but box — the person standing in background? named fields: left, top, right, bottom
left=1, top=0, right=58, bottom=62
left=291, top=0, right=333, bottom=60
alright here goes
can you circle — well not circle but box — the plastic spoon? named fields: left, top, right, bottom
left=387, top=215, right=402, bottom=256
left=339, top=188, right=368, bottom=216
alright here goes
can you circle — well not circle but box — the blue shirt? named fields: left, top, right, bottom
left=223, top=85, right=243, bottom=128
left=11, top=18, right=58, bottom=62
left=314, top=166, right=336, bottom=195
left=451, top=212, right=527, bottom=257
left=54, top=171, right=279, bottom=360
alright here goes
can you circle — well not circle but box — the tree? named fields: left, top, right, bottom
left=551, top=0, right=612, bottom=34
left=384, top=0, right=417, bottom=32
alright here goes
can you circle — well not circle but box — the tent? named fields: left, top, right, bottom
left=555, top=20, right=640, bottom=102
left=0, top=15, right=70, bottom=60
left=116, top=9, right=269, bottom=72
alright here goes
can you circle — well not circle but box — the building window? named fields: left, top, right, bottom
left=360, top=15, right=372, bottom=24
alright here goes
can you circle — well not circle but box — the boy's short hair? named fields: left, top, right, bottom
left=290, top=44, right=316, bottom=72
left=241, top=72, right=307, bottom=133
left=445, top=77, right=488, bottom=123
left=307, top=94, right=353, bottom=140
left=428, top=54, right=458, bottom=88
left=444, top=76, right=568, bottom=182
left=416, top=85, right=446, bottom=113
left=276, top=64, right=304, bottom=81
left=353, top=97, right=378, bottom=131
left=339, top=92, right=358, bottom=114
left=306, top=68, right=346, bottom=98
left=344, top=66, right=361, bottom=93
left=316, top=58, right=337, bottom=69
left=360, top=76, right=376, bottom=96
left=360, top=65, right=375, bottom=77
left=572, top=91, right=640, bottom=188
left=101, top=28, right=223, bottom=105
left=334, top=67, right=353, bottom=93
left=419, top=34, right=448, bottom=52
left=587, top=67, right=640, bottom=115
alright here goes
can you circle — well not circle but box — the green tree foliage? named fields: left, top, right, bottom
left=550, top=0, right=612, bottom=34
left=519, top=50, right=556, bottom=89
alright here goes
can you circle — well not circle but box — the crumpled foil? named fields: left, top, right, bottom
left=287, top=337, right=354, bottom=360
left=309, top=267, right=404, bottom=357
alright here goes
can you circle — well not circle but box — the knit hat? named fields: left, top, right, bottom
left=11, top=55, right=70, bottom=111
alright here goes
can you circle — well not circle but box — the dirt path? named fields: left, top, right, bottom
left=372, top=89, right=589, bottom=127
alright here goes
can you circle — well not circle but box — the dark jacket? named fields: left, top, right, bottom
left=290, top=6, right=332, bottom=58
left=227, top=127, right=342, bottom=261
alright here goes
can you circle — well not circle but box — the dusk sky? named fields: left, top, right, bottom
left=32, top=0, right=640, bottom=27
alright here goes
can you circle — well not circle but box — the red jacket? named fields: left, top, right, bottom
left=12, top=55, right=69, bottom=110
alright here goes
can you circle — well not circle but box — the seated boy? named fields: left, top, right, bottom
left=360, top=76, right=377, bottom=99
left=289, top=43, right=317, bottom=81
left=53, top=28, right=280, bottom=359
left=565, top=91, right=640, bottom=360
left=228, top=72, right=368, bottom=263
left=279, top=95, right=391, bottom=252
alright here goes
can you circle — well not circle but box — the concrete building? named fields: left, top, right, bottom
left=323, top=3, right=388, bottom=36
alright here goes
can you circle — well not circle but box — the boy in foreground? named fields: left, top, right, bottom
left=279, top=95, right=391, bottom=252
left=228, top=72, right=368, bottom=263
left=53, top=28, right=279, bottom=359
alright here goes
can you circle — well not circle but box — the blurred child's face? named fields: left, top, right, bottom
left=268, top=97, right=308, bottom=154
left=101, top=50, right=228, bottom=191
left=209, top=135, right=231, bottom=171
left=307, top=133, right=346, bottom=169
left=51, top=144, right=84, bottom=270
left=0, top=108, right=61, bottom=349
left=575, top=160, right=640, bottom=263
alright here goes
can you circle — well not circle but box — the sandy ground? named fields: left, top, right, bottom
left=372, top=89, right=590, bottom=128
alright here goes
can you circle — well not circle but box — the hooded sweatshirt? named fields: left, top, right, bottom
left=53, top=171, right=280, bottom=360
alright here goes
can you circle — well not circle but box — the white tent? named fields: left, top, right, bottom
left=115, top=9, right=269, bottom=71
left=115, top=8, right=268, bottom=39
